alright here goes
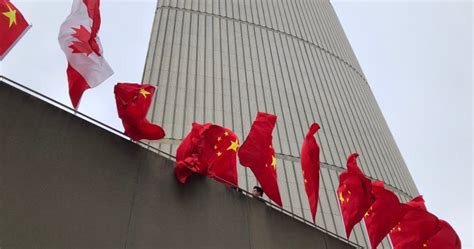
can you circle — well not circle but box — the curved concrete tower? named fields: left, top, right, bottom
left=142, top=1, right=418, bottom=247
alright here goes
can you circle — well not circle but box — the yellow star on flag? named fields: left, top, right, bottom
left=226, top=139, right=239, bottom=152
left=271, top=155, right=276, bottom=170
left=339, top=190, right=350, bottom=204
left=339, top=192, right=345, bottom=204
left=391, top=223, right=401, bottom=233
left=138, top=88, right=151, bottom=98
left=217, top=151, right=222, bottom=157
left=217, top=136, right=222, bottom=141
left=364, top=206, right=373, bottom=217
left=2, top=4, right=17, bottom=28
left=224, top=131, right=229, bottom=136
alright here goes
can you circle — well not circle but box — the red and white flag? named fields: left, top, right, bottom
left=58, top=0, right=113, bottom=109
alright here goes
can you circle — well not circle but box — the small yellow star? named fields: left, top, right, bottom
left=271, top=155, right=276, bottom=170
left=391, top=224, right=401, bottom=233
left=226, top=139, right=239, bottom=152
left=138, top=88, right=151, bottom=98
left=2, top=4, right=17, bottom=28
left=216, top=151, right=222, bottom=157
left=217, top=136, right=222, bottom=141
left=224, top=131, right=229, bottom=136
left=304, top=178, right=307, bottom=184
left=423, top=243, right=427, bottom=248
left=214, top=145, right=217, bottom=149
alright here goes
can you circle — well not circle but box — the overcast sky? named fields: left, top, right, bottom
left=332, top=0, right=472, bottom=247
left=1, top=0, right=472, bottom=248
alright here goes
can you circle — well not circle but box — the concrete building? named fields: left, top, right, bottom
left=0, top=76, right=357, bottom=249
left=142, top=0, right=419, bottom=247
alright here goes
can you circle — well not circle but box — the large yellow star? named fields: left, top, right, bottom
left=271, top=155, right=276, bottom=170
left=338, top=192, right=345, bottom=204
left=2, top=4, right=17, bottom=28
left=226, top=139, right=239, bottom=152
left=138, top=88, right=151, bottom=98
left=339, top=191, right=350, bottom=204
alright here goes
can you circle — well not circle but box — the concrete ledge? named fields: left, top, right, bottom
left=0, top=81, right=355, bottom=249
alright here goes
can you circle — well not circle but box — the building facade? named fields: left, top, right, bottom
left=142, top=1, right=419, bottom=247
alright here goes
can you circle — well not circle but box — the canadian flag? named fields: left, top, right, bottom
left=58, top=0, right=113, bottom=109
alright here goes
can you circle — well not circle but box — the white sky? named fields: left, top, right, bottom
left=1, top=0, right=472, bottom=248
left=332, top=0, right=473, bottom=247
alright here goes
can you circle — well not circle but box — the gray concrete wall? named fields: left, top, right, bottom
left=0, top=81, right=354, bottom=249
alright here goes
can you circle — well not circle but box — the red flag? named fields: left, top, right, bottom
left=114, top=83, right=165, bottom=141
left=337, top=153, right=375, bottom=238
left=390, top=196, right=440, bottom=249
left=0, top=0, right=29, bottom=59
left=300, top=123, right=321, bottom=223
left=407, top=195, right=427, bottom=210
left=364, top=181, right=408, bottom=248
left=238, top=112, right=282, bottom=207
left=175, top=123, right=239, bottom=187
left=422, top=219, right=461, bottom=249
left=59, top=0, right=113, bottom=109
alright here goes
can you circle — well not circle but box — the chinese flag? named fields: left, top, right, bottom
left=300, top=123, right=321, bottom=223
left=0, top=0, right=29, bottom=59
left=114, top=83, right=165, bottom=141
left=175, top=123, right=239, bottom=187
left=238, top=112, right=282, bottom=207
left=59, top=0, right=113, bottom=109
left=422, top=219, right=461, bottom=249
left=364, top=181, right=408, bottom=248
left=390, top=196, right=440, bottom=249
left=337, top=153, right=375, bottom=238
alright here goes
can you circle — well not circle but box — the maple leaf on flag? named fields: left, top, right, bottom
left=69, top=25, right=100, bottom=56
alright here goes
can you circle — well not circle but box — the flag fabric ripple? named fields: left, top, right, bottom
left=364, top=181, right=408, bottom=248
left=238, top=112, right=282, bottom=207
left=114, top=83, right=165, bottom=141
left=390, top=196, right=440, bottom=249
left=58, top=0, right=113, bottom=109
left=422, top=219, right=461, bottom=249
left=175, top=123, right=239, bottom=187
left=300, top=123, right=321, bottom=223
left=337, top=153, right=375, bottom=238
left=0, top=0, right=30, bottom=59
